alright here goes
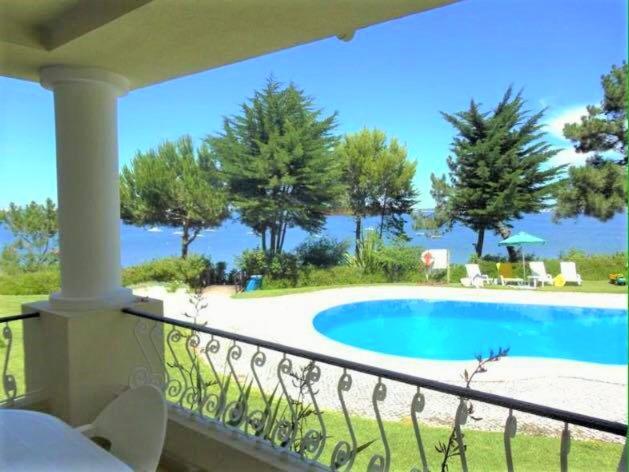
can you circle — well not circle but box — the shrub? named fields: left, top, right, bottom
left=122, top=255, right=212, bottom=288
left=235, top=249, right=267, bottom=276
left=262, top=266, right=395, bottom=290
left=554, top=249, right=626, bottom=280
left=0, top=270, right=60, bottom=295
left=375, top=242, right=423, bottom=282
left=344, top=231, right=383, bottom=273
left=460, top=249, right=627, bottom=282
left=235, top=249, right=300, bottom=284
left=295, top=237, right=349, bottom=268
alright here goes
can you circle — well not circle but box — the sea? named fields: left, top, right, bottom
left=0, top=212, right=626, bottom=268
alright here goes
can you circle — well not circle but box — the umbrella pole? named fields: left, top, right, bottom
left=522, top=247, right=526, bottom=280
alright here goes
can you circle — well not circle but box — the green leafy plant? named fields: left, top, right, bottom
left=344, top=230, right=383, bottom=273
left=120, top=135, right=229, bottom=258
left=295, top=237, right=349, bottom=269
left=436, top=347, right=509, bottom=471
left=208, top=77, right=343, bottom=257
left=375, top=240, right=423, bottom=282
left=556, top=63, right=627, bottom=221
left=122, top=255, right=212, bottom=288
left=0, top=199, right=58, bottom=273
left=236, top=249, right=299, bottom=283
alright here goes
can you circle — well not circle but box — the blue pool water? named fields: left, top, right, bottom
left=313, top=299, right=628, bottom=365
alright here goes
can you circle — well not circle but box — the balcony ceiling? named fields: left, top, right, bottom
left=0, top=0, right=456, bottom=90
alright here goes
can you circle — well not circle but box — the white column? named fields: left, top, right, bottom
left=40, top=66, right=134, bottom=310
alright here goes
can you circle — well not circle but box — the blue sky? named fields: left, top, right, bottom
left=0, top=0, right=626, bottom=209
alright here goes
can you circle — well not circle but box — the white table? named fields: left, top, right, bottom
left=0, top=409, right=132, bottom=471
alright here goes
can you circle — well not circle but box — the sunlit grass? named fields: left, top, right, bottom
left=163, top=326, right=624, bottom=471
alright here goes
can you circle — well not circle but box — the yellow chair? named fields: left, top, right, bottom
left=496, top=263, right=524, bottom=286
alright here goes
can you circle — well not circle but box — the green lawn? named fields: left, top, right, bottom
left=162, top=329, right=624, bottom=471
left=2, top=294, right=625, bottom=470
left=233, top=280, right=627, bottom=298
left=0, top=294, right=43, bottom=403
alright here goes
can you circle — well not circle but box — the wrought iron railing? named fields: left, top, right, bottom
left=123, top=306, right=627, bottom=471
left=0, top=312, right=40, bottom=406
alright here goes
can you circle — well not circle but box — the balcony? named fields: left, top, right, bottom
left=0, top=2, right=626, bottom=470
left=2, top=303, right=626, bottom=471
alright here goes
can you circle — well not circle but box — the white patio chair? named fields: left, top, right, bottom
left=78, top=385, right=167, bottom=472
left=528, top=261, right=554, bottom=287
left=465, top=264, right=491, bottom=287
left=560, top=261, right=582, bottom=286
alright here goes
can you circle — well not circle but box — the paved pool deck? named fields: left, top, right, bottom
left=134, top=284, right=627, bottom=440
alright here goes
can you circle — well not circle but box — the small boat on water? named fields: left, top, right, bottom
left=147, top=226, right=162, bottom=233
left=173, top=230, right=184, bottom=236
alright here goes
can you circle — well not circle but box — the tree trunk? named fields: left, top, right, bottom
left=181, top=224, right=190, bottom=259
left=354, top=216, right=362, bottom=256
left=181, top=225, right=201, bottom=259
left=497, top=224, right=518, bottom=262
left=261, top=229, right=267, bottom=253
left=269, top=225, right=276, bottom=257
left=279, top=218, right=288, bottom=254
left=378, top=210, right=386, bottom=238
left=474, top=227, right=485, bottom=257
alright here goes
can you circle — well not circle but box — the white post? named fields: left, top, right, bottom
left=40, top=66, right=134, bottom=310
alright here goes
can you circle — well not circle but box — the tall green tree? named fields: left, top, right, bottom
left=337, top=128, right=418, bottom=255
left=120, top=135, right=229, bottom=258
left=417, top=88, right=564, bottom=259
left=0, top=198, right=58, bottom=272
left=555, top=63, right=627, bottom=221
left=207, top=78, right=342, bottom=256
left=372, top=138, right=418, bottom=239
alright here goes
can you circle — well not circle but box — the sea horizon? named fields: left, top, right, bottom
left=2, top=212, right=625, bottom=269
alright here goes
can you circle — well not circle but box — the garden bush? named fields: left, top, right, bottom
left=0, top=270, right=60, bottom=295
left=122, top=255, right=212, bottom=288
left=375, top=241, right=423, bottom=282
left=295, top=237, right=348, bottom=268
left=236, top=249, right=299, bottom=283
left=460, top=249, right=627, bottom=282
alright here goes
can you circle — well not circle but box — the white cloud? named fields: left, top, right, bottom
left=551, top=147, right=589, bottom=168
left=545, top=106, right=589, bottom=140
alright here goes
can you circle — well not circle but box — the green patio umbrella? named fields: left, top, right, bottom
left=498, top=231, right=546, bottom=279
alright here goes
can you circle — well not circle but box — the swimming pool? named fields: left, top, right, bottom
left=313, top=299, right=628, bottom=365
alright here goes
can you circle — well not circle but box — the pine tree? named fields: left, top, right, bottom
left=0, top=198, right=58, bottom=271
left=555, top=63, right=627, bottom=221
left=419, top=88, right=563, bottom=259
left=120, top=135, right=229, bottom=258
left=207, top=78, right=342, bottom=256
left=336, top=129, right=418, bottom=255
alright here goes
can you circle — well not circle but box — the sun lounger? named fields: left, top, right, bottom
left=496, top=263, right=524, bottom=286
left=528, top=261, right=554, bottom=287
left=465, top=264, right=491, bottom=287
left=560, top=262, right=582, bottom=286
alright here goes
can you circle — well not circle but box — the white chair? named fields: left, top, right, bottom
left=465, top=264, right=491, bottom=287
left=78, top=385, right=167, bottom=472
left=560, top=261, right=582, bottom=286
left=528, top=261, right=554, bottom=287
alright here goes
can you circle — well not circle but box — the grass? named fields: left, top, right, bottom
left=233, top=283, right=418, bottom=299
left=161, top=329, right=624, bottom=471
left=233, top=280, right=627, bottom=299
left=0, top=294, right=43, bottom=402
left=2, top=294, right=625, bottom=470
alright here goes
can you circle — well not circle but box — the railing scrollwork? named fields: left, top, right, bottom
left=123, top=307, right=628, bottom=472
